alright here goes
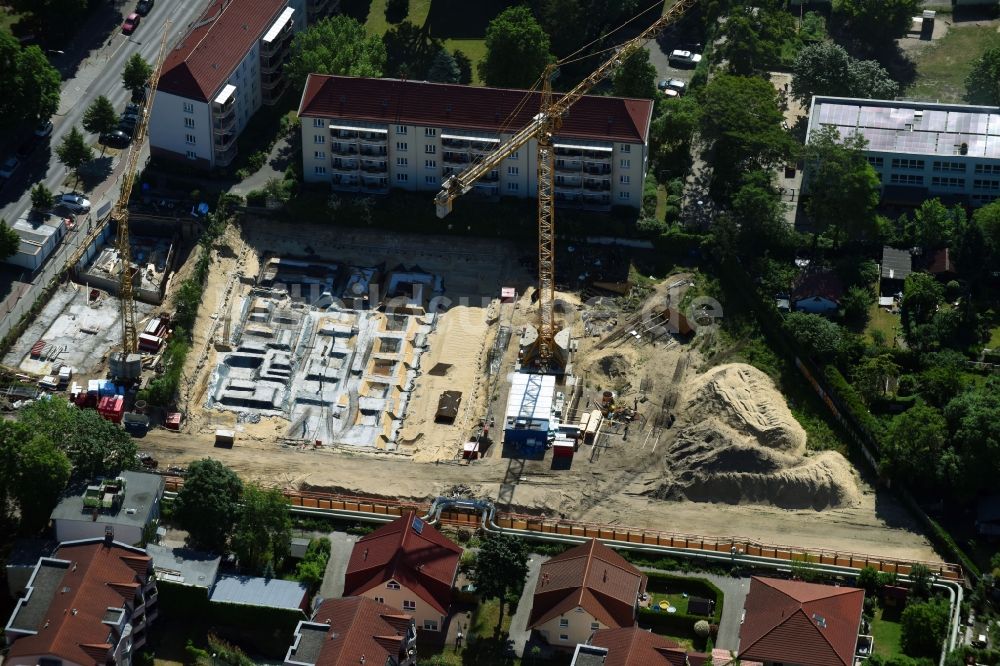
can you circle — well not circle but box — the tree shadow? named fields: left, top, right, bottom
left=339, top=0, right=373, bottom=22
left=461, top=635, right=516, bottom=666
left=423, top=0, right=509, bottom=39
left=384, top=1, right=408, bottom=25
left=77, top=155, right=115, bottom=191
left=872, top=43, right=918, bottom=91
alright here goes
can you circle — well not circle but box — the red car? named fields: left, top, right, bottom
left=122, top=12, right=140, bottom=34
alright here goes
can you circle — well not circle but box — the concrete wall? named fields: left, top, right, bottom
left=149, top=91, right=213, bottom=166
left=358, top=581, right=447, bottom=632
left=534, top=607, right=606, bottom=648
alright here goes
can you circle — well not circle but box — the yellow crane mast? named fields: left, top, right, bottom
left=111, top=21, right=172, bottom=381
left=435, top=0, right=697, bottom=372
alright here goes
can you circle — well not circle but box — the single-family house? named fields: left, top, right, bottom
left=528, top=539, right=647, bottom=649
left=926, top=247, right=958, bottom=280
left=343, top=510, right=462, bottom=633
left=881, top=246, right=913, bottom=290
left=737, top=576, right=865, bottom=666
left=50, top=471, right=164, bottom=546
left=790, top=270, right=843, bottom=315
left=284, top=597, right=417, bottom=666
left=571, top=626, right=691, bottom=665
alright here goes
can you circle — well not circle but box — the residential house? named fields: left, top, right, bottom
left=210, top=574, right=310, bottom=613
left=926, top=247, right=958, bottom=280
left=50, top=471, right=165, bottom=546
left=284, top=597, right=417, bottom=666
left=790, top=269, right=843, bottom=315
left=881, top=246, right=913, bottom=293
left=146, top=544, right=221, bottom=590
left=151, top=0, right=303, bottom=169
left=571, top=626, right=693, bottom=665
left=528, top=539, right=647, bottom=649
left=806, top=96, right=1000, bottom=207
left=737, top=576, right=864, bottom=666
left=4, top=536, right=158, bottom=666
left=343, top=510, right=462, bottom=633
left=297, top=75, right=653, bottom=211
left=5, top=538, right=56, bottom=597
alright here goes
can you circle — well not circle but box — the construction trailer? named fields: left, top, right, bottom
left=503, top=373, right=557, bottom=452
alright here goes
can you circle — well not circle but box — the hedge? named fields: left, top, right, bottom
left=823, top=364, right=884, bottom=448
left=644, top=571, right=724, bottom=624
left=638, top=607, right=709, bottom=637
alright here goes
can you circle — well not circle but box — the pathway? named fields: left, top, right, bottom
left=507, top=553, right=550, bottom=657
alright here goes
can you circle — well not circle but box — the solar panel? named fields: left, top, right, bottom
left=924, top=110, right=949, bottom=132
left=947, top=112, right=973, bottom=133
left=412, top=517, right=425, bottom=534
left=985, top=135, right=1000, bottom=158
left=988, top=115, right=1000, bottom=136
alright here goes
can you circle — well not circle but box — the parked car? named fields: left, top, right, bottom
left=136, top=0, right=154, bottom=14
left=664, top=78, right=687, bottom=94
left=125, top=102, right=141, bottom=115
left=55, top=193, right=91, bottom=213
left=16, top=137, right=36, bottom=158
left=119, top=116, right=138, bottom=132
left=122, top=12, right=140, bottom=34
left=101, top=129, right=132, bottom=147
left=972, top=634, right=988, bottom=649
left=34, top=120, right=53, bottom=137
left=52, top=206, right=77, bottom=227
left=0, top=156, right=19, bottom=179
left=668, top=49, right=702, bottom=67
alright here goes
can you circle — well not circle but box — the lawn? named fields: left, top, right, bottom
left=866, top=302, right=900, bottom=346
left=648, top=592, right=691, bottom=615
left=0, top=6, right=23, bottom=37
left=871, top=607, right=904, bottom=658
left=989, top=325, right=1000, bottom=349
left=906, top=24, right=1000, bottom=103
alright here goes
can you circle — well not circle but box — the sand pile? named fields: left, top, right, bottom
left=652, top=364, right=859, bottom=510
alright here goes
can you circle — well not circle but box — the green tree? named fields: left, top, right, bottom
left=842, top=285, right=872, bottom=330
left=882, top=401, right=948, bottom=490
left=426, top=49, right=460, bottom=83
left=469, top=533, right=529, bottom=634
left=791, top=43, right=899, bottom=106
left=294, top=537, right=331, bottom=591
left=231, top=483, right=292, bottom=574
left=944, top=377, right=1000, bottom=497
left=716, top=0, right=796, bottom=76
left=0, top=219, right=18, bottom=261
left=14, top=434, right=71, bottom=531
left=853, top=354, right=899, bottom=403
left=612, top=49, right=657, bottom=99
left=974, top=199, right=1000, bottom=273
left=900, top=597, right=949, bottom=657
left=0, top=33, right=62, bottom=128
left=857, top=565, right=879, bottom=596
left=782, top=312, right=845, bottom=362
left=478, top=6, right=552, bottom=88
left=835, top=0, right=922, bottom=51
left=731, top=169, right=792, bottom=255
left=122, top=54, right=153, bottom=99
left=30, top=183, right=53, bottom=211
left=906, top=199, right=958, bottom=250
left=286, top=16, right=386, bottom=93
left=908, top=563, right=934, bottom=600
left=55, top=126, right=93, bottom=189
left=649, top=95, right=700, bottom=180
left=452, top=49, right=473, bottom=84
left=901, top=273, right=943, bottom=331
left=383, top=21, right=443, bottom=79
left=173, top=459, right=243, bottom=553
left=919, top=351, right=966, bottom=408
left=18, top=397, right=136, bottom=478
left=965, top=46, right=1000, bottom=106
left=5, top=0, right=87, bottom=41
left=83, top=95, right=118, bottom=143
left=803, top=125, right=881, bottom=246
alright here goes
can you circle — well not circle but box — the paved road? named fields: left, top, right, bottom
left=507, top=553, right=550, bottom=657
left=318, top=531, right=358, bottom=602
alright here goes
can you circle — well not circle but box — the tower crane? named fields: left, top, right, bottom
left=435, top=0, right=697, bottom=373
left=110, top=21, right=173, bottom=382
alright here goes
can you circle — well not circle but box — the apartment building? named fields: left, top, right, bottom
left=151, top=0, right=339, bottom=170
left=806, top=96, right=1000, bottom=207
left=284, top=597, right=416, bottom=666
left=3, top=536, right=158, bottom=666
left=297, top=75, right=654, bottom=211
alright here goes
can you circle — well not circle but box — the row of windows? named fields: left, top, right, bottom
left=891, top=158, right=925, bottom=170
left=931, top=176, right=964, bottom=188
left=933, top=160, right=964, bottom=172
left=868, top=157, right=883, bottom=168
left=890, top=173, right=922, bottom=185
left=974, top=179, right=1000, bottom=191
left=976, top=164, right=1000, bottom=175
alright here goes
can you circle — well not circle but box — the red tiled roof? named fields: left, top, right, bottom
left=310, top=597, right=412, bottom=666
left=590, top=626, right=687, bottom=666
left=738, top=576, right=864, bottom=666
left=298, top=75, right=654, bottom=144
left=927, top=248, right=957, bottom=275
left=159, top=0, right=287, bottom=102
left=343, top=510, right=462, bottom=615
left=7, top=541, right=152, bottom=666
left=791, top=269, right=844, bottom=304
left=528, top=539, right=646, bottom=630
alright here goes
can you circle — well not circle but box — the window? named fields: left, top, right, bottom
left=507, top=182, right=519, bottom=192
left=183, top=102, right=194, bottom=113
left=973, top=193, right=999, bottom=203
left=510, top=151, right=519, bottom=160
left=974, top=179, right=1000, bottom=191
left=933, top=160, right=964, bottom=172
left=620, top=143, right=630, bottom=153
left=374, top=596, right=384, bottom=604
left=425, top=175, right=437, bottom=185
left=425, top=128, right=437, bottom=137
left=891, top=158, right=924, bottom=170
left=931, top=176, right=964, bottom=188
left=619, top=191, right=630, bottom=199
left=559, top=619, right=569, bottom=628
left=890, top=173, right=923, bottom=185
left=508, top=166, right=519, bottom=176
left=387, top=581, right=400, bottom=590
left=867, top=156, right=884, bottom=169
left=314, top=166, right=327, bottom=175
left=591, top=622, right=600, bottom=631
left=396, top=141, right=408, bottom=151
left=313, top=118, right=324, bottom=128
left=559, top=635, right=569, bottom=642
left=396, top=157, right=408, bottom=166
left=314, top=151, right=326, bottom=160
left=185, top=134, right=196, bottom=145
left=396, top=125, right=408, bottom=135
left=620, top=175, right=630, bottom=185
left=184, top=117, right=195, bottom=129
left=396, top=173, right=409, bottom=182
left=402, top=600, right=416, bottom=611
left=314, top=134, right=326, bottom=144
left=423, top=620, right=439, bottom=631
left=620, top=159, right=631, bottom=169
left=975, top=164, right=1000, bottom=175
left=186, top=150, right=197, bottom=160
left=425, top=159, right=437, bottom=169
left=425, top=145, right=436, bottom=154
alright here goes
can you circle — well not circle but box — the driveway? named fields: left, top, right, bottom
left=647, top=569, right=750, bottom=653
left=229, top=134, right=294, bottom=197
left=507, top=553, right=550, bottom=657
left=318, top=531, right=358, bottom=602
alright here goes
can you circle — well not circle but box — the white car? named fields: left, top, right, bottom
left=0, top=156, right=19, bottom=179
left=668, top=49, right=702, bottom=66
left=55, top=193, right=91, bottom=213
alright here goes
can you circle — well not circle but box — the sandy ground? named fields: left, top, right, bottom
left=137, top=223, right=940, bottom=564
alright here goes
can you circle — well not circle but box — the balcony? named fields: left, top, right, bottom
left=472, top=183, right=499, bottom=198
left=308, top=0, right=333, bottom=21
left=261, top=8, right=294, bottom=59
left=583, top=180, right=610, bottom=191
left=332, top=175, right=360, bottom=192
left=360, top=145, right=387, bottom=157
left=214, top=131, right=236, bottom=149
left=332, top=143, right=359, bottom=156
left=360, top=160, right=387, bottom=173
left=333, top=130, right=359, bottom=141
left=555, top=192, right=583, bottom=206
left=361, top=180, right=389, bottom=194
left=481, top=171, right=499, bottom=183
left=470, top=140, right=498, bottom=154
left=215, top=143, right=238, bottom=167
left=212, top=112, right=236, bottom=132
left=583, top=164, right=611, bottom=176
left=359, top=131, right=387, bottom=144
left=443, top=152, right=470, bottom=165
left=581, top=194, right=611, bottom=210
left=583, top=153, right=612, bottom=165
left=262, top=76, right=288, bottom=106
left=442, top=138, right=470, bottom=150
left=332, top=160, right=359, bottom=173
left=555, top=160, right=583, bottom=173
left=212, top=84, right=236, bottom=118
left=555, top=179, right=582, bottom=193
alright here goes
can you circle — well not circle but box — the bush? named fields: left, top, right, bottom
left=694, top=619, right=710, bottom=637
left=246, top=151, right=268, bottom=173
left=294, top=537, right=331, bottom=592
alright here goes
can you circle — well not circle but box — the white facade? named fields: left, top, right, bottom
left=535, top=607, right=607, bottom=648
left=807, top=96, right=1000, bottom=207
left=4, top=215, right=66, bottom=271
left=358, top=578, right=446, bottom=632
left=148, top=91, right=214, bottom=169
